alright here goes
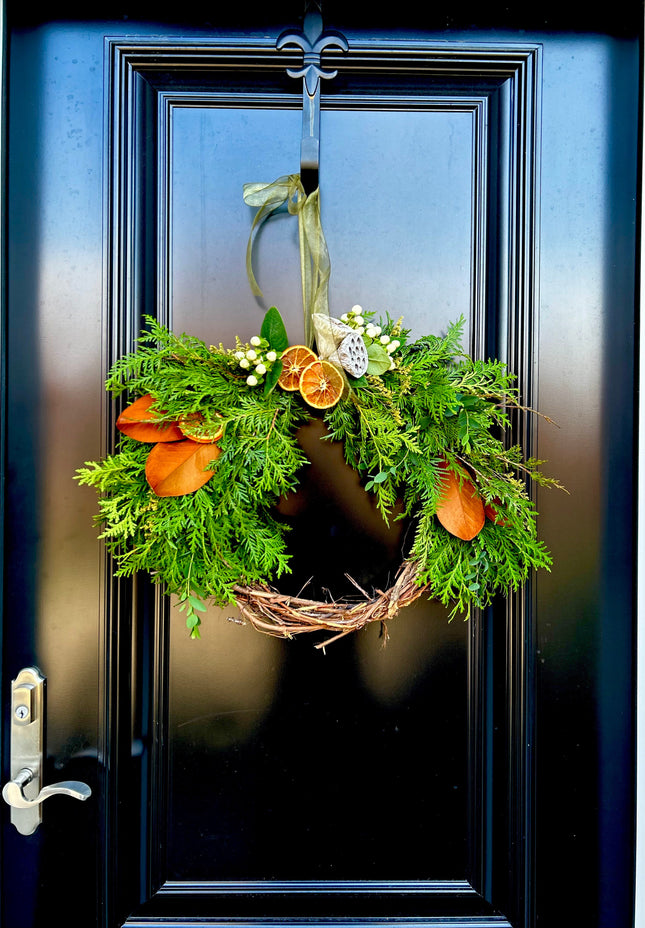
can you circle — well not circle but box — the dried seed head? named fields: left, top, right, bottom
left=337, top=331, right=369, bottom=377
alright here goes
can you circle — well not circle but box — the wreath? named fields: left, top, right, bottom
left=76, top=176, right=562, bottom=647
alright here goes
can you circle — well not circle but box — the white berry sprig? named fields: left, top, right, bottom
left=229, top=334, right=279, bottom=387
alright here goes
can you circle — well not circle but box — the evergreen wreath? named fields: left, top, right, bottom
left=76, top=176, right=562, bottom=647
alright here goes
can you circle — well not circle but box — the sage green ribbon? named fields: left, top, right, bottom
left=243, top=174, right=331, bottom=349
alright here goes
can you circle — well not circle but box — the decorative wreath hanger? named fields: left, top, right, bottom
left=76, top=11, right=563, bottom=647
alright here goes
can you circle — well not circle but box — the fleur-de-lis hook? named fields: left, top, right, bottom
left=277, top=11, right=349, bottom=96
left=277, top=11, right=349, bottom=193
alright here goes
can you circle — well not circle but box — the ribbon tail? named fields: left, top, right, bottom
left=297, top=207, right=312, bottom=347
left=245, top=205, right=268, bottom=297
left=243, top=175, right=302, bottom=300
left=300, top=189, right=331, bottom=351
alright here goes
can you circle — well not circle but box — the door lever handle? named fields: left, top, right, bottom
left=3, top=667, right=92, bottom=834
left=3, top=767, right=91, bottom=809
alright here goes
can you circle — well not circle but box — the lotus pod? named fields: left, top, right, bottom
left=337, top=331, right=369, bottom=377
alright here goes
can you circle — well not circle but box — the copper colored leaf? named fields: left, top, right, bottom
left=116, top=394, right=184, bottom=443
left=436, top=464, right=485, bottom=541
left=145, top=439, right=220, bottom=497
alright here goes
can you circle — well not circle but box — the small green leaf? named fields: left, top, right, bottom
left=347, top=374, right=368, bottom=388
left=373, top=471, right=389, bottom=484
left=263, top=359, right=283, bottom=395
left=261, top=306, right=289, bottom=352
left=188, top=595, right=207, bottom=612
left=366, top=342, right=391, bottom=375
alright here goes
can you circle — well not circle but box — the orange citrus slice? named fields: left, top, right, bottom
left=298, top=359, right=344, bottom=409
left=278, top=345, right=318, bottom=391
left=179, top=412, right=224, bottom=444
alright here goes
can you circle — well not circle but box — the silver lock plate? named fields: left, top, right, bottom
left=8, top=668, right=45, bottom=835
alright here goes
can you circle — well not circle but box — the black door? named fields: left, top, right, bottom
left=1, top=4, right=640, bottom=927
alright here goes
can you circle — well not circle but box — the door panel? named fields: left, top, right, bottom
left=113, top=35, right=533, bottom=921
left=1, top=7, right=640, bottom=928
left=167, top=98, right=474, bottom=883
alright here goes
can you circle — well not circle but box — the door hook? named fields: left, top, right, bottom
left=277, top=10, right=348, bottom=193
left=2, top=667, right=92, bottom=835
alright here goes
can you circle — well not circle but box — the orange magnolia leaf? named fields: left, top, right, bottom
left=116, top=394, right=184, bottom=443
left=436, top=464, right=485, bottom=541
left=145, top=439, right=220, bottom=497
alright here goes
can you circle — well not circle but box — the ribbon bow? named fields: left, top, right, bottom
left=243, top=174, right=331, bottom=349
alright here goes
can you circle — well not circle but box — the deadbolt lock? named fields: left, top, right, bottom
left=2, top=667, right=91, bottom=835
left=13, top=682, right=35, bottom=724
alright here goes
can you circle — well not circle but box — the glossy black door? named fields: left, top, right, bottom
left=1, top=5, right=640, bottom=927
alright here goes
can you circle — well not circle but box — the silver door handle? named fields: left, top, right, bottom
left=2, top=667, right=92, bottom=834
left=3, top=767, right=91, bottom=809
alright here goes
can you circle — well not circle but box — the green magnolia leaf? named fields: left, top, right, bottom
left=261, top=306, right=289, bottom=352
left=263, top=359, right=283, bottom=395
left=366, top=342, right=391, bottom=375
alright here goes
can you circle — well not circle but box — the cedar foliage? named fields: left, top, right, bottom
left=76, top=314, right=561, bottom=637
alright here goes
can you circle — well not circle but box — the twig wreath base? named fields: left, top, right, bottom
left=232, top=559, right=427, bottom=648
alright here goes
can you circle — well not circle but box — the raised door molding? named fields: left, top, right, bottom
left=102, top=35, right=541, bottom=928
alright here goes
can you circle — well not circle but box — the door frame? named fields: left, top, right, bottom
left=102, top=32, right=544, bottom=927
left=0, top=8, right=642, bottom=928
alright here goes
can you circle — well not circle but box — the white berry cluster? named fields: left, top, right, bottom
left=231, top=335, right=278, bottom=387
left=340, top=304, right=402, bottom=371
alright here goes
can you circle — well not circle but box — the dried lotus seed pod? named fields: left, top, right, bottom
left=337, top=332, right=369, bottom=377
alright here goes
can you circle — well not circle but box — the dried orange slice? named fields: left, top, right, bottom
left=277, top=345, right=318, bottom=391
left=179, top=412, right=224, bottom=444
left=298, top=359, right=344, bottom=409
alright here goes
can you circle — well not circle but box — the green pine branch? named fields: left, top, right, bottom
left=76, top=313, right=562, bottom=637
